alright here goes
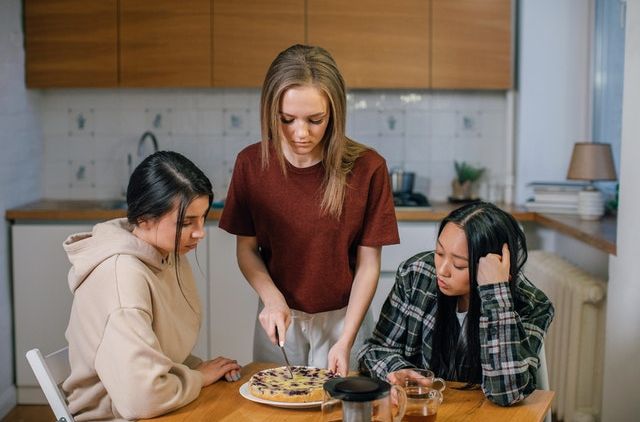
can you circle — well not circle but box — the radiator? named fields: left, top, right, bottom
left=524, top=251, right=607, bottom=422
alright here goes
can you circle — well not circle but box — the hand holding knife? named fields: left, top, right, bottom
left=275, top=329, right=294, bottom=379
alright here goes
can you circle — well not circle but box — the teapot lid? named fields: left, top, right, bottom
left=323, top=376, right=390, bottom=402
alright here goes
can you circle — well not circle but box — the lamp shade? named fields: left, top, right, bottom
left=566, top=142, right=617, bottom=181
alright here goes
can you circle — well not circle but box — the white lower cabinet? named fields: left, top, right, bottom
left=369, top=273, right=396, bottom=324
left=381, top=222, right=438, bottom=272
left=207, top=226, right=258, bottom=365
left=12, top=223, right=92, bottom=404
left=187, top=237, right=210, bottom=360
left=370, top=222, right=438, bottom=324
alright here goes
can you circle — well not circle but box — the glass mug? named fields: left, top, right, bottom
left=399, top=369, right=445, bottom=422
left=401, top=369, right=446, bottom=393
left=403, top=386, right=443, bottom=422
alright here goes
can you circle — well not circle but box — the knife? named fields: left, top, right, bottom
left=275, top=330, right=294, bottom=379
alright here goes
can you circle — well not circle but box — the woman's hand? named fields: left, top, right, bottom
left=477, top=243, right=511, bottom=286
left=386, top=368, right=422, bottom=386
left=236, top=235, right=291, bottom=346
left=259, top=298, right=291, bottom=346
left=327, top=338, right=351, bottom=376
left=197, top=357, right=242, bottom=387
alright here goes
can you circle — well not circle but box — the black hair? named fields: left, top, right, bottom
left=430, top=201, right=527, bottom=384
left=126, top=150, right=213, bottom=267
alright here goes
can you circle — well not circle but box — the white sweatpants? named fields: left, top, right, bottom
left=253, top=302, right=374, bottom=372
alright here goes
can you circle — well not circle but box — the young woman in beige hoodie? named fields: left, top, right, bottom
left=63, top=151, right=241, bottom=421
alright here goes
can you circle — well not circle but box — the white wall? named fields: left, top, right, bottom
left=0, top=0, right=44, bottom=418
left=602, top=1, right=640, bottom=419
left=516, top=0, right=592, bottom=204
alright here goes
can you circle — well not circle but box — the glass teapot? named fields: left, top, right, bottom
left=322, top=376, right=407, bottom=422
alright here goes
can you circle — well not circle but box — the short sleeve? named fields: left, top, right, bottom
left=219, top=151, right=256, bottom=236
left=360, top=159, right=399, bottom=246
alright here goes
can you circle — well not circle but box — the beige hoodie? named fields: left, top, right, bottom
left=62, top=218, right=204, bottom=421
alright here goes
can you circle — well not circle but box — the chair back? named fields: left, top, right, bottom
left=25, top=347, right=74, bottom=422
left=538, top=342, right=552, bottom=422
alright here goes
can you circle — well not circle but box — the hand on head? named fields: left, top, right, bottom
left=197, top=357, right=242, bottom=386
left=477, top=243, right=511, bottom=286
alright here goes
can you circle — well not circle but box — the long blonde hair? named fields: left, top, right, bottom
left=260, top=44, right=368, bottom=218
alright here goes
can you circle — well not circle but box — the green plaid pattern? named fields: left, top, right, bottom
left=358, top=251, right=554, bottom=406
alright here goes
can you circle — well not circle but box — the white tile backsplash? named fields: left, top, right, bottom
left=223, top=108, right=251, bottom=136
left=197, top=109, right=224, bottom=135
left=380, top=109, right=405, bottom=136
left=405, top=110, right=431, bottom=137
left=39, top=89, right=507, bottom=202
left=145, top=107, right=172, bottom=135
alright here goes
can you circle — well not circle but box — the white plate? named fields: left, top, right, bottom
left=239, top=381, right=322, bottom=409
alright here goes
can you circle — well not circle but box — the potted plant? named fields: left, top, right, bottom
left=451, top=161, right=485, bottom=201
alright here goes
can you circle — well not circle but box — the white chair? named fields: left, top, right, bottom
left=25, top=347, right=74, bottom=422
left=538, top=342, right=552, bottom=422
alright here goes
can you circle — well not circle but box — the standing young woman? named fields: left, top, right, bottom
left=219, top=44, right=399, bottom=376
left=63, top=151, right=241, bottom=421
left=358, top=202, right=554, bottom=406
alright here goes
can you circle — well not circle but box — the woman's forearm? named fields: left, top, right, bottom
left=340, top=245, right=382, bottom=345
left=236, top=235, right=285, bottom=306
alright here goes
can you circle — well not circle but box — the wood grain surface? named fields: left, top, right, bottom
left=140, top=362, right=553, bottom=422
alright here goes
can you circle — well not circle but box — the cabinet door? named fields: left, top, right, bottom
left=24, top=0, right=118, bottom=87
left=212, top=0, right=304, bottom=87
left=381, top=222, right=437, bottom=272
left=307, top=0, right=430, bottom=88
left=186, top=229, right=210, bottom=359
left=120, top=0, right=211, bottom=87
left=208, top=227, right=258, bottom=365
left=369, top=273, right=396, bottom=324
left=13, top=224, right=92, bottom=404
left=431, top=0, right=513, bottom=89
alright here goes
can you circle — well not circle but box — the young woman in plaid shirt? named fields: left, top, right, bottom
left=358, top=202, right=554, bottom=406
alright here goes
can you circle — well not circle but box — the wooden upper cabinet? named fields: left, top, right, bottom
left=23, top=1, right=513, bottom=89
left=212, top=0, right=304, bottom=87
left=120, top=0, right=211, bottom=87
left=24, top=0, right=118, bottom=87
left=307, top=0, right=430, bottom=89
left=431, top=0, right=513, bottom=89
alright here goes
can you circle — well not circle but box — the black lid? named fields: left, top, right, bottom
left=323, top=376, right=390, bottom=402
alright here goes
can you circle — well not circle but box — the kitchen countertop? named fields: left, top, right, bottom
left=5, top=199, right=616, bottom=255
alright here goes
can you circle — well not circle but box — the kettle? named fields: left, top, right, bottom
left=389, top=168, right=415, bottom=194
left=322, top=376, right=407, bottom=422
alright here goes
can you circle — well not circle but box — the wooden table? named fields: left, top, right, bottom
left=141, top=362, right=554, bottom=422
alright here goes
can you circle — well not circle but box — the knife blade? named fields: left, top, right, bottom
left=275, top=330, right=294, bottom=379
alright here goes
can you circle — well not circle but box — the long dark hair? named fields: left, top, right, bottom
left=126, top=151, right=213, bottom=267
left=430, top=202, right=527, bottom=383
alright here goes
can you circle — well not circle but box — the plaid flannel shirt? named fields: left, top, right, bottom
left=358, top=251, right=554, bottom=406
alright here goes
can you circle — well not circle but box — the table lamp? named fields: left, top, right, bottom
left=566, top=142, right=617, bottom=220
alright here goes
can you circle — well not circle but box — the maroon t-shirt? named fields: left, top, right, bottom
left=219, top=142, right=399, bottom=313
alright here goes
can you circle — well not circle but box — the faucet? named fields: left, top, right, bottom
left=122, top=131, right=160, bottom=198
left=138, top=131, right=159, bottom=158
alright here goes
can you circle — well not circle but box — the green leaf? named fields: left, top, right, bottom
left=454, top=161, right=485, bottom=183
